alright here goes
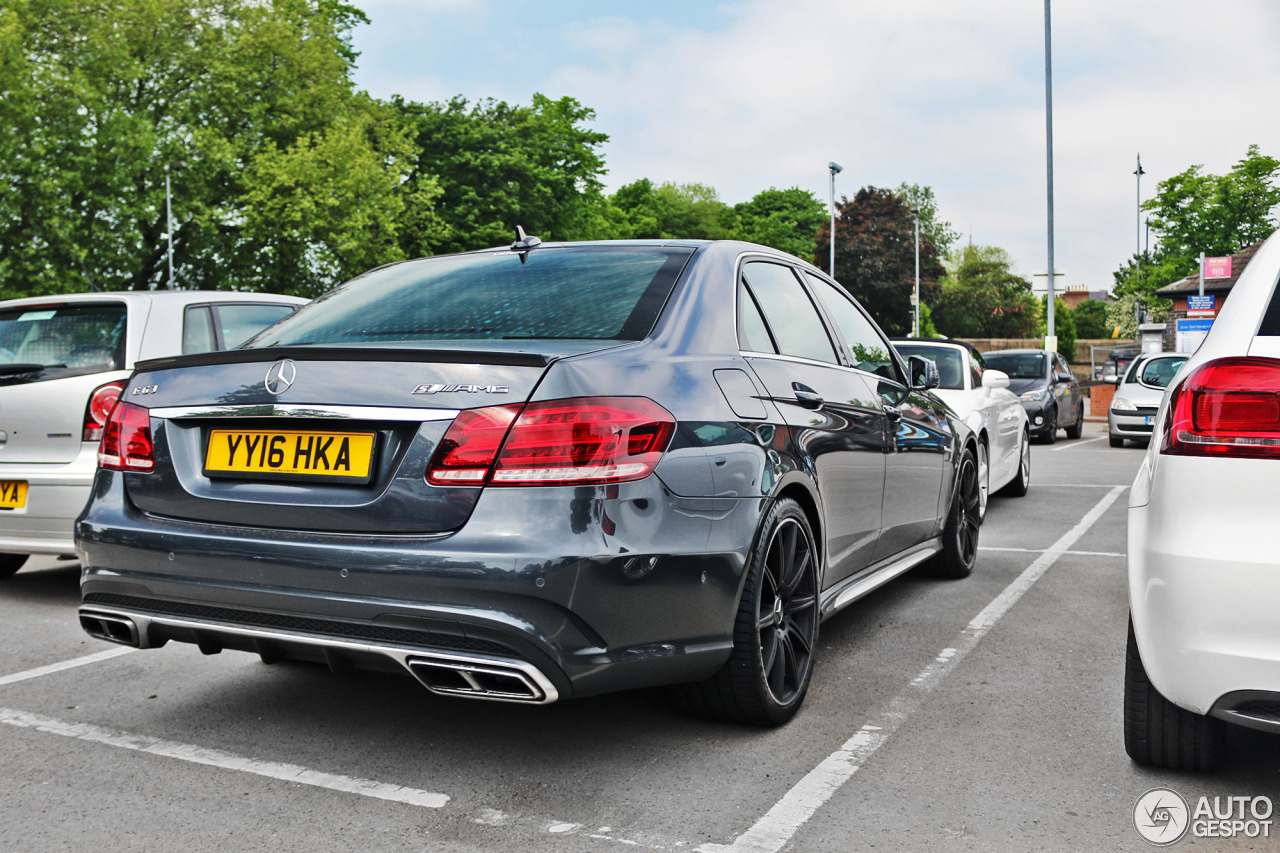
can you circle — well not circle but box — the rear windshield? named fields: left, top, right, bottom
left=0, top=302, right=126, bottom=383
left=248, top=246, right=695, bottom=348
left=894, top=345, right=965, bottom=390
left=983, top=353, right=1045, bottom=380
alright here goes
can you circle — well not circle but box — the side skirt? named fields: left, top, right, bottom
left=818, top=538, right=943, bottom=620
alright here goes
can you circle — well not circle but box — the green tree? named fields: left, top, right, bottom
left=0, top=0, right=414, bottom=298
left=1114, top=145, right=1280, bottom=299
left=1107, top=292, right=1170, bottom=340
left=393, top=94, right=609, bottom=256
left=1071, top=299, right=1111, bottom=339
left=607, top=179, right=731, bottom=240
left=932, top=245, right=1038, bottom=338
left=815, top=187, right=944, bottom=336
left=729, top=187, right=826, bottom=258
left=896, top=182, right=960, bottom=258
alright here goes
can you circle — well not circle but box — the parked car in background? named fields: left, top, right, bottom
left=1126, top=230, right=1280, bottom=770
left=981, top=349, right=1083, bottom=443
left=76, top=238, right=982, bottom=726
left=0, top=291, right=307, bottom=578
left=1107, top=352, right=1188, bottom=447
left=892, top=338, right=1030, bottom=518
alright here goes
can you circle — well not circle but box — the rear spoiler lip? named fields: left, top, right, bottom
left=135, top=346, right=555, bottom=373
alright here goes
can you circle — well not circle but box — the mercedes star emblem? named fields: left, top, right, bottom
left=264, top=359, right=297, bottom=395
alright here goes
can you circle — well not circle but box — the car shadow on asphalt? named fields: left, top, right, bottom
left=1, top=561, right=81, bottom=605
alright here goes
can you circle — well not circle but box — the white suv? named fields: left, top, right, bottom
left=1126, top=232, right=1280, bottom=770
left=0, top=291, right=305, bottom=577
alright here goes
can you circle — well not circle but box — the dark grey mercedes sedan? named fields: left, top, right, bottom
left=76, top=238, right=980, bottom=726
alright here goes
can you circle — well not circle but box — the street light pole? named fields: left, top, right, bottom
left=1134, top=153, right=1145, bottom=287
left=165, top=162, right=175, bottom=289
left=1043, top=0, right=1057, bottom=354
left=911, top=206, right=920, bottom=337
left=828, top=161, right=843, bottom=278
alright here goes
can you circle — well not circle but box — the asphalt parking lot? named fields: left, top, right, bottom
left=2, top=420, right=1278, bottom=852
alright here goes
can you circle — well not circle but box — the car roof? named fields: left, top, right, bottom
left=0, top=291, right=308, bottom=309
left=891, top=337, right=983, bottom=357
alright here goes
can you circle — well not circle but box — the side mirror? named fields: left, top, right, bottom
left=908, top=355, right=939, bottom=391
left=981, top=369, right=1010, bottom=391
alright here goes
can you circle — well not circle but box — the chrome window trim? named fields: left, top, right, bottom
left=149, top=404, right=460, bottom=422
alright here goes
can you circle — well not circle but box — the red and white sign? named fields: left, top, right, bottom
left=1205, top=256, right=1232, bottom=279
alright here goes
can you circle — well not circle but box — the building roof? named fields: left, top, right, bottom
left=1155, top=242, right=1264, bottom=296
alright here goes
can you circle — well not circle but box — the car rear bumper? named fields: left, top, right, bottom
left=76, top=471, right=762, bottom=701
left=0, top=443, right=98, bottom=555
left=1128, top=456, right=1280, bottom=724
left=1108, top=409, right=1157, bottom=436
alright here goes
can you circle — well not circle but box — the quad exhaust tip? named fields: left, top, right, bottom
left=79, top=611, right=140, bottom=647
left=406, top=656, right=550, bottom=703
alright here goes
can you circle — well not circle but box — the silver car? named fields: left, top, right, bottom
left=0, top=291, right=306, bottom=577
left=1107, top=352, right=1188, bottom=447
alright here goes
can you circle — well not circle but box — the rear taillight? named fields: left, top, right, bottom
left=427, top=397, right=675, bottom=487
left=97, top=401, right=155, bottom=472
left=83, top=381, right=125, bottom=441
left=426, top=405, right=522, bottom=484
left=1162, top=357, right=1280, bottom=458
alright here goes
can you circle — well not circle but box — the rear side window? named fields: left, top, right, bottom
left=742, top=262, right=838, bottom=364
left=184, top=306, right=216, bottom=354
left=251, top=247, right=693, bottom=347
left=0, top=302, right=126, bottom=380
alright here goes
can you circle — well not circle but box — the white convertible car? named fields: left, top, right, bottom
left=893, top=338, right=1031, bottom=518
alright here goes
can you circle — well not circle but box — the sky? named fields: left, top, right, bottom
left=348, top=0, right=1280, bottom=294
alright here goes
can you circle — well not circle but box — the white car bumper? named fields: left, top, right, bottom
left=0, top=443, right=98, bottom=556
left=1129, top=454, right=1280, bottom=724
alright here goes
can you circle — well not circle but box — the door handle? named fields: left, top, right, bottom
left=792, top=382, right=824, bottom=410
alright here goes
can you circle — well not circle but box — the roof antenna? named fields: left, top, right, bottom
left=511, top=226, right=542, bottom=262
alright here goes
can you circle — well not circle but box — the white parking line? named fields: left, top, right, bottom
left=0, top=647, right=136, bottom=687
left=1051, top=436, right=1109, bottom=451
left=980, top=546, right=1124, bottom=558
left=699, top=485, right=1126, bottom=853
left=0, top=707, right=450, bottom=808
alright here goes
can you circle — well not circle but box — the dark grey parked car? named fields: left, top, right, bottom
left=982, top=348, right=1083, bottom=443
left=76, top=238, right=980, bottom=726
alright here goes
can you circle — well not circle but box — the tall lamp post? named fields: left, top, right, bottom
left=1043, top=0, right=1057, bottom=354
left=910, top=206, right=920, bottom=337
left=164, top=161, right=186, bottom=289
left=1134, top=153, right=1145, bottom=287
left=828, top=161, right=843, bottom=278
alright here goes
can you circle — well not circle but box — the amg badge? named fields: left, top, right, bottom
left=413, top=383, right=510, bottom=395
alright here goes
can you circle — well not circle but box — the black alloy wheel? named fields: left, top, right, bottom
left=930, top=446, right=980, bottom=579
left=678, top=498, right=820, bottom=726
left=1041, top=406, right=1058, bottom=444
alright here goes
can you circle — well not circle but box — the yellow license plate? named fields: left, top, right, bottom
left=0, top=480, right=27, bottom=509
left=204, top=430, right=376, bottom=483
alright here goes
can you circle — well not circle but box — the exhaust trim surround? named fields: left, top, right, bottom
left=76, top=606, right=560, bottom=704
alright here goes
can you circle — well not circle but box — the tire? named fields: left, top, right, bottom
left=0, top=553, right=28, bottom=579
left=1124, top=618, right=1225, bottom=771
left=999, top=428, right=1031, bottom=498
left=928, top=446, right=980, bottom=579
left=976, top=439, right=990, bottom=523
left=678, top=498, right=820, bottom=726
left=1040, top=407, right=1057, bottom=444
left=1109, top=434, right=1124, bottom=448
left=1064, top=401, right=1083, bottom=439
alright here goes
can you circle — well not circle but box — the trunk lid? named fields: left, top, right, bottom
left=122, top=346, right=564, bottom=534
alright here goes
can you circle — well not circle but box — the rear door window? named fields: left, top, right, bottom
left=741, top=262, right=838, bottom=364
left=0, top=302, right=126, bottom=380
